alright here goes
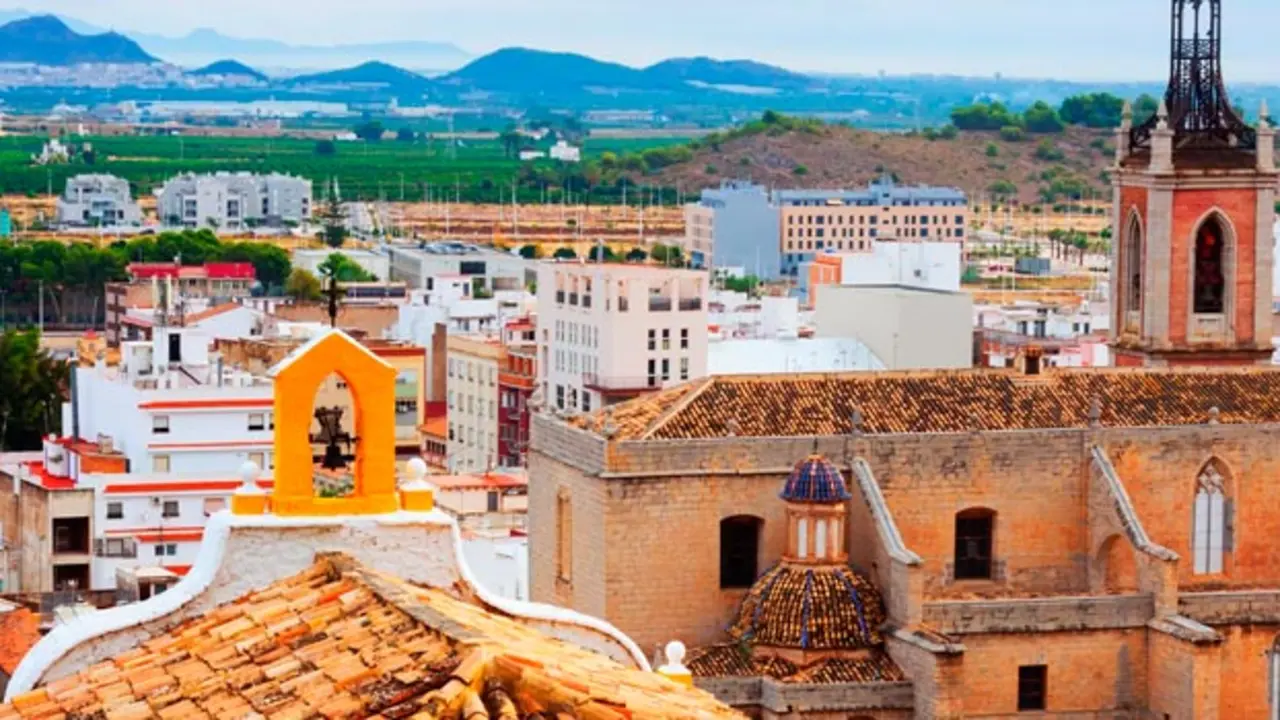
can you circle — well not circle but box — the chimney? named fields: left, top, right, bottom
left=69, top=367, right=80, bottom=441
left=97, top=433, right=114, bottom=455
left=1022, top=345, right=1044, bottom=377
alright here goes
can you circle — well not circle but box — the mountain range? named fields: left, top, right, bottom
left=0, top=15, right=154, bottom=65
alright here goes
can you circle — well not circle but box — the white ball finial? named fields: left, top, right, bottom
left=237, top=461, right=264, bottom=495
left=665, top=640, right=687, bottom=667
left=406, top=457, right=428, bottom=481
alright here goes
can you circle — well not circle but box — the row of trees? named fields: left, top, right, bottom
left=950, top=93, right=1173, bottom=136
left=0, top=329, right=67, bottom=451
left=515, top=242, right=688, bottom=266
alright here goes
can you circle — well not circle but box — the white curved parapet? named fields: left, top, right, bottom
left=7, top=508, right=649, bottom=699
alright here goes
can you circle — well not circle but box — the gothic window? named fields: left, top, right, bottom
left=1193, top=460, right=1230, bottom=575
left=1194, top=216, right=1227, bottom=314
left=720, top=516, right=763, bottom=589
left=1125, top=214, right=1143, bottom=314
left=954, top=508, right=995, bottom=580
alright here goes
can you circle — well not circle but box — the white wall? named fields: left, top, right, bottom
left=461, top=535, right=528, bottom=601
left=190, top=306, right=262, bottom=340
left=815, top=285, right=973, bottom=370
left=839, top=241, right=961, bottom=292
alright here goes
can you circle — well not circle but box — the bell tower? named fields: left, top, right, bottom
left=1111, top=0, right=1276, bottom=366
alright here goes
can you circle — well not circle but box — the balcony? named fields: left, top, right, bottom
left=648, top=297, right=673, bottom=312
left=679, top=298, right=703, bottom=312
left=582, top=373, right=659, bottom=396
left=94, top=536, right=138, bottom=559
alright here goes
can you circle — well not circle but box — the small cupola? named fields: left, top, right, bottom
left=780, top=455, right=851, bottom=564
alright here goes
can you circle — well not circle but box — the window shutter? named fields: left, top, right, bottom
left=1224, top=499, right=1235, bottom=552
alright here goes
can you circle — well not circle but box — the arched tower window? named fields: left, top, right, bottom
left=954, top=508, right=995, bottom=580
left=720, top=515, right=763, bottom=589
left=1125, top=213, right=1143, bottom=315
left=1194, top=216, right=1227, bottom=314
left=1193, top=460, right=1230, bottom=574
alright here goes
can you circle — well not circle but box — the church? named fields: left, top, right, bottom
left=528, top=2, right=1280, bottom=717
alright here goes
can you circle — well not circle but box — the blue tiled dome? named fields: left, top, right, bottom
left=779, top=455, right=851, bottom=504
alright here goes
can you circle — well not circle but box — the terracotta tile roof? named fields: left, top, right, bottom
left=572, top=367, right=1280, bottom=440
left=0, top=554, right=738, bottom=719
left=729, top=565, right=886, bottom=651
left=686, top=645, right=903, bottom=685
left=0, top=609, right=40, bottom=676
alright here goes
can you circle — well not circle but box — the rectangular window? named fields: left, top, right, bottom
left=647, top=359, right=657, bottom=387
left=680, top=357, right=690, bottom=381
left=647, top=329, right=656, bottom=351
left=154, top=544, right=165, bottom=557
left=582, top=392, right=591, bottom=412
left=248, top=413, right=265, bottom=431
left=152, top=455, right=170, bottom=473
left=162, top=500, right=180, bottom=518
left=954, top=512, right=994, bottom=580
left=661, top=358, right=670, bottom=381
left=152, top=415, right=170, bottom=434
left=555, top=385, right=565, bottom=409
left=106, top=502, right=123, bottom=520
left=680, top=328, right=689, bottom=350
left=1017, top=665, right=1047, bottom=711
left=662, top=329, right=670, bottom=351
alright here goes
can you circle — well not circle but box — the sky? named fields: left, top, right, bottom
left=4, top=0, right=1280, bottom=81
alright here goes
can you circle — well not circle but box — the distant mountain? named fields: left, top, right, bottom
left=643, top=57, right=813, bottom=91
left=0, top=9, right=102, bottom=34
left=129, top=28, right=470, bottom=72
left=287, top=61, right=433, bottom=95
left=0, top=15, right=155, bottom=65
left=191, top=59, right=267, bottom=81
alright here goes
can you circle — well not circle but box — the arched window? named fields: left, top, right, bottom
left=955, top=508, right=996, bottom=580
left=815, top=520, right=828, bottom=560
left=720, top=516, right=763, bottom=589
left=1194, top=216, right=1227, bottom=314
left=1125, top=213, right=1143, bottom=315
left=796, top=519, right=809, bottom=560
left=1193, top=460, right=1230, bottom=575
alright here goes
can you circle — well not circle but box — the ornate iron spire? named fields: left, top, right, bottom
left=1130, top=0, right=1255, bottom=155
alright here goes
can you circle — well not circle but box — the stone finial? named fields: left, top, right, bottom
left=1156, top=99, right=1169, bottom=129
left=1258, top=100, right=1276, bottom=173
left=1088, top=395, right=1102, bottom=428
left=656, top=640, right=692, bottom=687
left=725, top=417, right=742, bottom=437
left=400, top=457, right=436, bottom=512
left=1115, top=101, right=1133, bottom=161
left=1261, top=100, right=1271, bottom=130
left=231, top=461, right=267, bottom=515
left=601, top=409, right=619, bottom=439
left=1151, top=99, right=1175, bottom=172
left=1121, top=100, right=1134, bottom=125
left=1207, top=406, right=1221, bottom=426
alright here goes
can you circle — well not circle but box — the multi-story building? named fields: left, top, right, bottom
left=528, top=10, right=1280, bottom=718
left=105, top=263, right=256, bottom=346
left=974, top=300, right=1111, bottom=368
left=682, top=181, right=780, bottom=275
left=805, top=240, right=962, bottom=303
left=498, top=317, right=537, bottom=468
left=779, top=176, right=969, bottom=276
left=446, top=335, right=504, bottom=473
left=536, top=261, right=708, bottom=413
left=291, top=248, right=391, bottom=281
left=155, top=172, right=312, bottom=230
left=388, top=243, right=536, bottom=294
left=814, top=284, right=973, bottom=370
left=55, top=174, right=142, bottom=228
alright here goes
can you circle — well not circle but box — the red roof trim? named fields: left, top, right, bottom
left=102, top=480, right=273, bottom=495
left=138, top=399, right=272, bottom=410
left=147, top=440, right=273, bottom=450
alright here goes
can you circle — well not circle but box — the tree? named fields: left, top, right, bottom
left=396, top=127, right=416, bottom=142
left=950, top=101, right=1019, bottom=131
left=626, top=247, right=648, bottom=262
left=587, top=245, right=617, bottom=262
left=500, top=126, right=524, bottom=159
left=518, top=244, right=543, bottom=260
left=999, top=126, right=1026, bottom=142
left=650, top=244, right=685, bottom=266
left=1034, top=139, right=1066, bottom=162
left=1133, top=94, right=1160, bottom=125
left=318, top=253, right=375, bottom=282
left=985, top=143, right=1000, bottom=158
left=285, top=268, right=323, bottom=301
left=354, top=120, right=385, bottom=142
left=552, top=247, right=577, bottom=260
left=722, top=275, right=760, bottom=294
left=0, top=330, right=68, bottom=450
left=314, top=140, right=337, bottom=156
left=1059, top=92, right=1126, bottom=128
left=318, top=181, right=347, bottom=249
left=1022, top=101, right=1065, bottom=133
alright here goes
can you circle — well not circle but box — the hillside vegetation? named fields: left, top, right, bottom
left=641, top=112, right=1116, bottom=206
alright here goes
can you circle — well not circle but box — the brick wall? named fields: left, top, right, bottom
left=960, top=630, right=1149, bottom=716
left=885, top=632, right=964, bottom=720
left=1213, top=623, right=1279, bottom=719
left=1147, top=626, right=1220, bottom=720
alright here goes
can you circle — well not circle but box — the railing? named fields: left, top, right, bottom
left=649, top=297, right=672, bottom=312
left=95, top=537, right=139, bottom=558
left=678, top=298, right=703, bottom=311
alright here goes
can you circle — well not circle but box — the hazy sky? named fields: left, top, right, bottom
left=5, top=0, right=1280, bottom=81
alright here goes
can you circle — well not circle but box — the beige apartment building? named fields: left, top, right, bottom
left=446, top=335, right=505, bottom=473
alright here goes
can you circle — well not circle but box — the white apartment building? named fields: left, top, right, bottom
left=388, top=243, right=536, bottom=293
left=536, top=261, right=709, bottom=412
left=293, top=248, right=391, bottom=281
left=446, top=335, right=504, bottom=473
left=56, top=174, right=142, bottom=227
left=156, top=172, right=312, bottom=230
left=835, top=240, right=962, bottom=292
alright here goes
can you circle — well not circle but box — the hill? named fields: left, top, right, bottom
left=440, top=48, right=663, bottom=95
left=643, top=57, right=811, bottom=92
left=190, top=59, right=266, bottom=81
left=130, top=28, right=470, bottom=72
left=287, top=61, right=432, bottom=95
left=638, top=120, right=1114, bottom=206
left=0, top=15, right=155, bottom=65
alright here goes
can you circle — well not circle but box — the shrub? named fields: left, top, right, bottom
left=999, top=126, right=1026, bottom=142
left=985, top=143, right=999, bottom=158
left=793, top=165, right=809, bottom=176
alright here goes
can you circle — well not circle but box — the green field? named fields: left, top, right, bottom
left=0, top=133, right=689, bottom=204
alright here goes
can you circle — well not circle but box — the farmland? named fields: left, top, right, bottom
left=0, top=133, right=691, bottom=203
